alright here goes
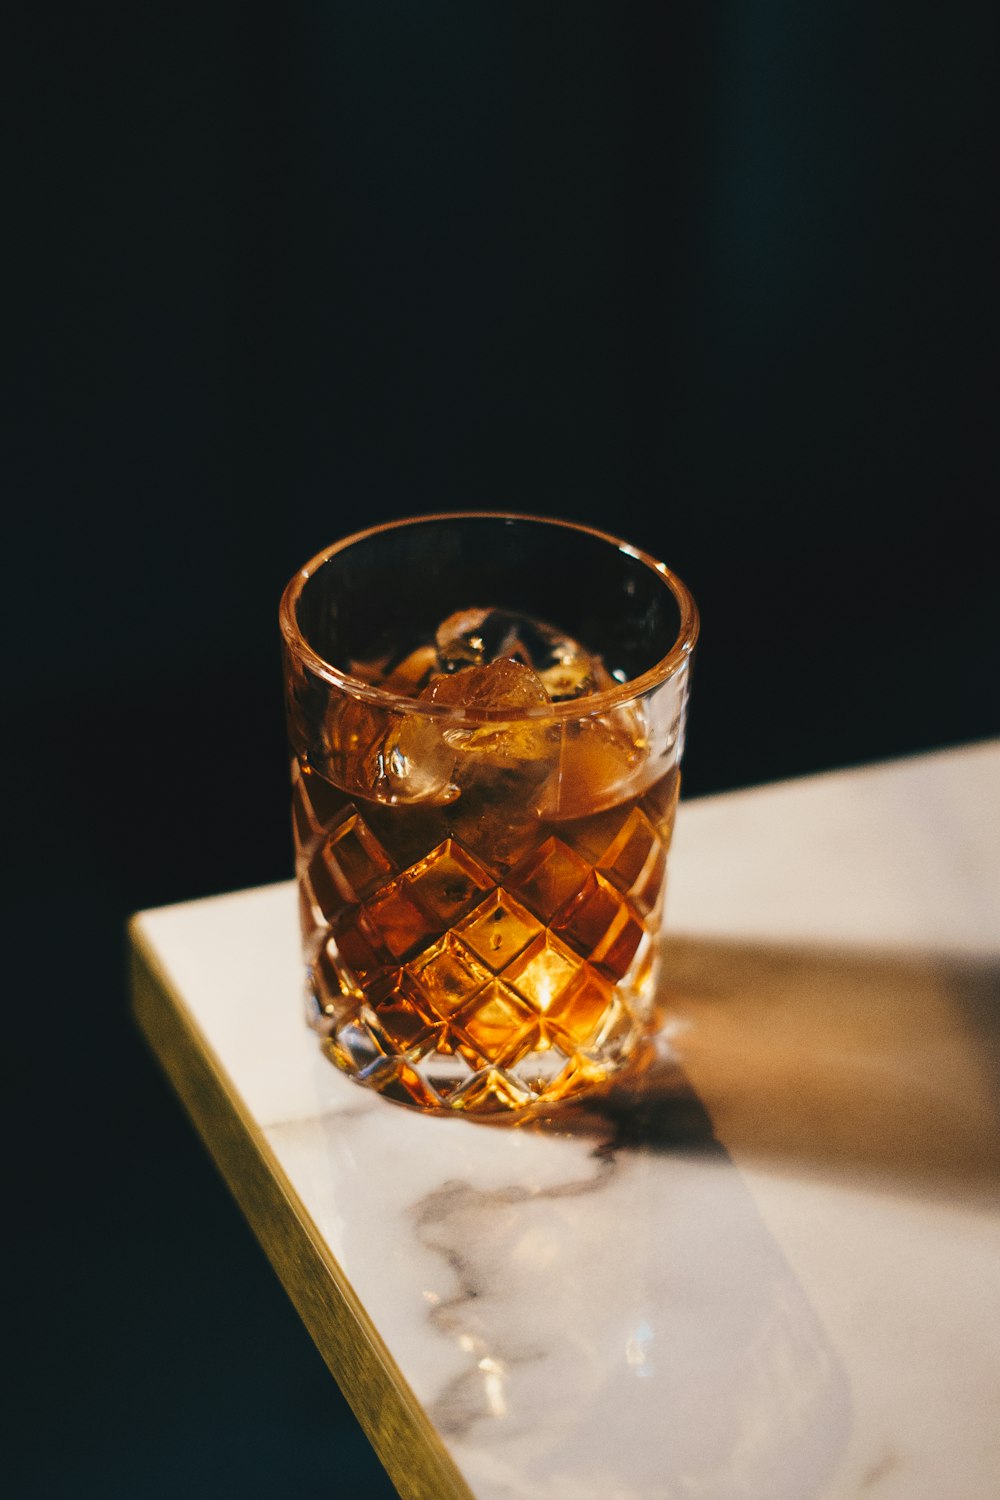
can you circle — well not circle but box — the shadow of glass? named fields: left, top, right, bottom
left=301, top=932, right=998, bottom=1493
left=517, top=1041, right=723, bottom=1153
left=533, top=935, right=1000, bottom=1205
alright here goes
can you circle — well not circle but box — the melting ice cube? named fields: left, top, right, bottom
left=428, top=659, right=557, bottom=767
left=349, top=644, right=438, bottom=699
left=535, top=709, right=648, bottom=819
left=425, top=657, right=549, bottom=712
left=431, top=663, right=554, bottom=756
left=435, top=607, right=601, bottom=701
left=340, top=607, right=628, bottom=811
left=370, top=712, right=460, bottom=805
left=369, top=658, right=555, bottom=805
left=427, top=659, right=560, bottom=866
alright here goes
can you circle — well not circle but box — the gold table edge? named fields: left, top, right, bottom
left=127, top=915, right=475, bottom=1500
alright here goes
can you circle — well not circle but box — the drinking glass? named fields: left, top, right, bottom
left=279, top=513, right=698, bottom=1118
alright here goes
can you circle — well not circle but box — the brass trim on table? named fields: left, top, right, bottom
left=128, top=918, right=474, bottom=1500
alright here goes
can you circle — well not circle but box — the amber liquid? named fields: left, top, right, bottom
left=293, top=730, right=679, bottom=1116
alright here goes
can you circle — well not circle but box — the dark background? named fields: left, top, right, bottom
left=7, top=4, right=998, bottom=1496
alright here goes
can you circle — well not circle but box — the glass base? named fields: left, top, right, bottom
left=308, top=968, right=655, bottom=1118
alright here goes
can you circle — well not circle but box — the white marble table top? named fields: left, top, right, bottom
left=130, top=739, right=1000, bottom=1500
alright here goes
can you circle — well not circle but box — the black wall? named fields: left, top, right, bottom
left=7, top=5, right=998, bottom=1496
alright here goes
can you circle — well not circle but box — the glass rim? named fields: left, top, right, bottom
left=279, top=511, right=699, bottom=723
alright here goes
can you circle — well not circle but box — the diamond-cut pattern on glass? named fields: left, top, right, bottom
left=552, top=872, right=645, bottom=981
left=508, top=837, right=590, bottom=921
left=508, top=1046, right=570, bottom=1093
left=364, top=972, right=438, bottom=1053
left=409, top=1049, right=474, bottom=1102
left=330, top=906, right=388, bottom=984
left=454, top=890, right=542, bottom=971
left=364, top=879, right=434, bottom=961
left=298, top=877, right=326, bottom=952
left=597, top=806, right=660, bottom=894
left=291, top=769, right=322, bottom=849
left=296, top=762, right=361, bottom=833
left=361, top=1056, right=439, bottom=1109
left=314, top=940, right=357, bottom=1017
left=639, top=768, right=681, bottom=831
left=586, top=996, right=637, bottom=1061
left=399, top=939, right=492, bottom=1066
left=628, top=841, right=668, bottom=919
left=322, top=812, right=395, bottom=902
left=450, top=1067, right=534, bottom=1114
left=540, top=965, right=616, bottom=1051
left=302, top=792, right=675, bottom=1113
left=407, top=934, right=491, bottom=1011
left=503, top=931, right=581, bottom=1012
left=403, top=839, right=495, bottom=925
left=324, top=1018, right=385, bottom=1075
left=454, top=980, right=538, bottom=1066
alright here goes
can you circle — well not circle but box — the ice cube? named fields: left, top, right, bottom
left=535, top=706, right=649, bottom=820
left=424, top=661, right=560, bottom=866
left=350, top=659, right=558, bottom=808
left=379, top=644, right=439, bottom=697
left=435, top=608, right=521, bottom=670
left=366, top=659, right=557, bottom=869
left=349, top=644, right=440, bottom=698
left=425, top=657, right=550, bottom=713
left=537, top=657, right=596, bottom=701
left=435, top=607, right=600, bottom=701
left=370, top=712, right=460, bottom=805
left=345, top=650, right=393, bottom=686
left=426, top=659, right=557, bottom=767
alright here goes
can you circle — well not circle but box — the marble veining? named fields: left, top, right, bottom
left=417, top=1152, right=849, bottom=1500
left=136, top=740, right=1000, bottom=1499
left=263, top=1043, right=853, bottom=1500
